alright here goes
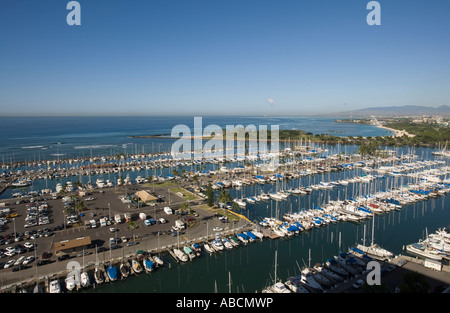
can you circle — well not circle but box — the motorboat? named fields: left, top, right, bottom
left=263, top=281, right=291, bottom=293
left=314, top=264, right=343, bottom=284
left=107, top=264, right=118, bottom=281
left=284, top=277, right=309, bottom=293
left=325, top=258, right=348, bottom=277
left=300, top=268, right=323, bottom=292
left=152, top=255, right=165, bottom=266
left=251, top=229, right=264, bottom=239
left=11, top=179, right=31, bottom=188
left=94, top=266, right=104, bottom=284
left=204, top=242, right=215, bottom=253
left=222, top=237, right=234, bottom=250
left=132, top=259, right=143, bottom=274
left=65, top=274, right=77, bottom=291
left=211, top=237, right=224, bottom=251
left=183, top=246, right=196, bottom=260
left=191, top=243, right=202, bottom=256
left=406, top=242, right=443, bottom=261
left=49, top=279, right=61, bottom=293
left=143, top=257, right=155, bottom=272
left=81, top=271, right=91, bottom=288
left=120, top=261, right=131, bottom=278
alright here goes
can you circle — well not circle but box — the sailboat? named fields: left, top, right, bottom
left=356, top=216, right=393, bottom=260
left=262, top=251, right=291, bottom=293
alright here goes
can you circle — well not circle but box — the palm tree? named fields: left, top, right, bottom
left=218, top=190, right=232, bottom=204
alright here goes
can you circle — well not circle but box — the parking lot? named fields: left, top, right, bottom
left=0, top=184, right=231, bottom=287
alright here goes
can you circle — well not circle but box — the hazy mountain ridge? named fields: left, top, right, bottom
left=335, top=105, right=450, bottom=117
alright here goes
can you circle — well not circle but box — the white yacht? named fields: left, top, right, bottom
left=300, top=268, right=324, bottom=292
left=173, top=248, right=189, bottom=262
left=406, top=242, right=443, bottom=261
left=212, top=236, right=224, bottom=251
left=204, top=242, right=215, bottom=253
left=49, top=279, right=61, bottom=293
left=81, top=271, right=91, bottom=288
left=65, top=274, right=77, bottom=291
left=263, top=282, right=291, bottom=293
left=356, top=243, right=394, bottom=259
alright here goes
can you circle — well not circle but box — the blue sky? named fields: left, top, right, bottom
left=0, top=0, right=449, bottom=116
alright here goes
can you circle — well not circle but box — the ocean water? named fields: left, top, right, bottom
left=0, top=116, right=393, bottom=163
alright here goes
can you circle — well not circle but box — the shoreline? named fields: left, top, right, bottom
left=375, top=125, right=416, bottom=138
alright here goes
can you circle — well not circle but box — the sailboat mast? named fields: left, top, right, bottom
left=371, top=213, right=375, bottom=246
left=274, top=250, right=278, bottom=283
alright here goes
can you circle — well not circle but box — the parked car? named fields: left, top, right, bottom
left=126, top=241, right=138, bottom=247
left=57, top=254, right=70, bottom=261
left=41, top=252, right=52, bottom=260
left=14, top=256, right=25, bottom=266
left=352, top=279, right=365, bottom=289
left=22, top=256, right=35, bottom=265
left=24, top=242, right=34, bottom=249
left=4, top=259, right=15, bottom=268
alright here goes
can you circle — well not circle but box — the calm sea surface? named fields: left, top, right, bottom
left=0, top=116, right=393, bottom=163
left=1, top=116, right=448, bottom=293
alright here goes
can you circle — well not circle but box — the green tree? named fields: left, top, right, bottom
left=205, top=183, right=214, bottom=207
left=358, top=140, right=380, bottom=156
left=218, top=190, right=232, bottom=204
left=179, top=202, right=190, bottom=214
left=74, top=200, right=86, bottom=213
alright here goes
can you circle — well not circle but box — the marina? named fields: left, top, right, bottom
left=2, top=0, right=450, bottom=298
left=1, top=143, right=449, bottom=293
left=0, top=116, right=449, bottom=293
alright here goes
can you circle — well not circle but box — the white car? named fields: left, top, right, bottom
left=22, top=256, right=35, bottom=265
left=4, top=259, right=15, bottom=268
left=24, top=242, right=34, bottom=249
left=14, top=256, right=25, bottom=266
left=213, top=227, right=223, bottom=232
left=4, top=249, right=16, bottom=257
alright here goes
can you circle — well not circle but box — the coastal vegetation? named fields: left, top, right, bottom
left=132, top=118, right=450, bottom=150
left=337, top=117, right=450, bottom=148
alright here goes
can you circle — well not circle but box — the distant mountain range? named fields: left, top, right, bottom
left=335, top=105, right=450, bottom=117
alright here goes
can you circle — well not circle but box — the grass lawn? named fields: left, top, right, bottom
left=169, top=186, right=198, bottom=201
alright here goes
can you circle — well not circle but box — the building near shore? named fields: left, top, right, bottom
left=54, top=236, right=92, bottom=255
left=135, top=190, right=158, bottom=204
